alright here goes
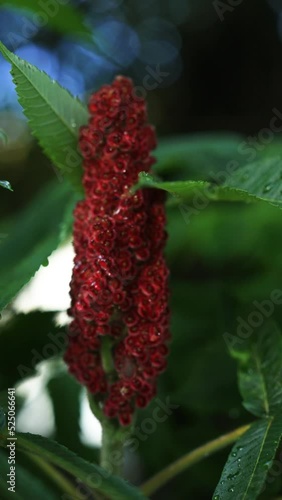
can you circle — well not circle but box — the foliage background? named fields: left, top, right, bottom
left=1, top=0, right=282, bottom=499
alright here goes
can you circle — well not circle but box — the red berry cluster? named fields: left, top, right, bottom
left=64, top=76, right=170, bottom=426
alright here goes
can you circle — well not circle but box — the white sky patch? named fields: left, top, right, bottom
left=14, top=243, right=74, bottom=314
left=14, top=242, right=102, bottom=447
left=80, top=390, right=102, bottom=447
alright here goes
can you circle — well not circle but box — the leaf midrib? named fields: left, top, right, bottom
left=242, top=418, right=273, bottom=500
left=138, top=176, right=282, bottom=207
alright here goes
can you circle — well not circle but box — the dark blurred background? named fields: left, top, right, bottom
left=2, top=1, right=282, bottom=499
left=2, top=0, right=282, bottom=211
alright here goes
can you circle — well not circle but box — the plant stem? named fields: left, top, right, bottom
left=100, top=421, right=125, bottom=476
left=141, top=423, right=251, bottom=496
left=88, top=336, right=130, bottom=478
left=87, top=393, right=125, bottom=475
left=92, top=335, right=127, bottom=476
left=101, top=336, right=115, bottom=375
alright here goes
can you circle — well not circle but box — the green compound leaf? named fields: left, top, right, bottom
left=0, top=181, right=77, bottom=311
left=230, top=323, right=282, bottom=418
left=214, top=324, right=282, bottom=500
left=0, top=41, right=89, bottom=191
left=0, top=450, right=56, bottom=500
left=138, top=156, right=282, bottom=210
left=0, top=432, right=148, bottom=500
left=213, top=418, right=282, bottom=500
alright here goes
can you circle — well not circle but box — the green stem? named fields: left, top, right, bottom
left=101, top=336, right=115, bottom=375
left=141, top=423, right=251, bottom=496
left=92, top=336, right=127, bottom=476
left=88, top=336, right=130, bottom=478
left=87, top=394, right=124, bottom=475
left=100, top=421, right=127, bottom=476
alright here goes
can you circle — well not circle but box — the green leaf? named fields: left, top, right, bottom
left=0, top=181, right=77, bottom=311
left=214, top=324, right=282, bottom=499
left=0, top=432, right=148, bottom=500
left=213, top=418, right=282, bottom=500
left=231, top=323, right=282, bottom=418
left=0, top=475, right=23, bottom=499
left=0, top=311, right=66, bottom=390
left=0, top=181, right=12, bottom=191
left=138, top=157, right=282, bottom=209
left=219, top=156, right=282, bottom=205
left=0, top=42, right=89, bottom=190
left=0, top=450, right=56, bottom=500
left=0, top=0, right=91, bottom=39
left=136, top=172, right=210, bottom=199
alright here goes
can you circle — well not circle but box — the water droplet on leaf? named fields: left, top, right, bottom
left=227, top=471, right=240, bottom=480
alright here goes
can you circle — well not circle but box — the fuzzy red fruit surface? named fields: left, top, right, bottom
left=64, top=76, right=170, bottom=425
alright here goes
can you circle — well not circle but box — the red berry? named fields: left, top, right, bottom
left=64, top=76, right=170, bottom=426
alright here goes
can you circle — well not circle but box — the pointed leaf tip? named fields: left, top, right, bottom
left=0, top=42, right=88, bottom=192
